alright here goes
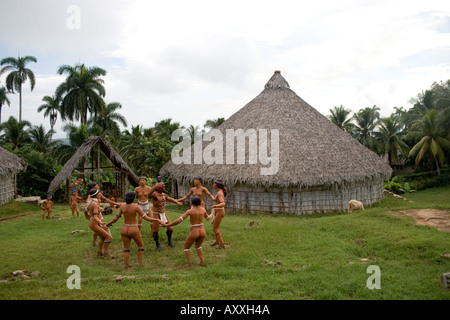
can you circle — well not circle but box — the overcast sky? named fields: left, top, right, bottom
left=1, top=0, right=449, bottom=139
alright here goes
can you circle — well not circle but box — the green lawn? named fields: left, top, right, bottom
left=1, top=186, right=449, bottom=300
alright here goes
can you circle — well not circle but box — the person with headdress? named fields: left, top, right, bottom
left=85, top=181, right=121, bottom=246
left=88, top=189, right=113, bottom=259
left=41, top=194, right=53, bottom=220
left=134, top=176, right=164, bottom=231
left=70, top=190, right=83, bottom=218
left=176, top=177, right=214, bottom=208
left=209, top=180, right=227, bottom=249
left=160, top=196, right=210, bottom=266
left=149, top=180, right=182, bottom=251
left=106, top=191, right=164, bottom=268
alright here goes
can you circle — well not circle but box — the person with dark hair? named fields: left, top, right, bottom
left=149, top=181, right=182, bottom=251
left=176, top=177, right=214, bottom=208
left=134, top=176, right=164, bottom=231
left=70, top=190, right=83, bottom=218
left=209, top=180, right=227, bottom=249
left=41, top=194, right=53, bottom=220
left=106, top=191, right=163, bottom=268
left=88, top=189, right=113, bottom=259
left=161, top=196, right=211, bottom=266
left=84, top=181, right=121, bottom=246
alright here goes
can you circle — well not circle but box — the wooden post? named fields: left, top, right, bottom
left=97, top=143, right=101, bottom=183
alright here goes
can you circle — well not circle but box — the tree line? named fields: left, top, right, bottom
left=327, top=80, right=450, bottom=175
left=0, top=54, right=449, bottom=197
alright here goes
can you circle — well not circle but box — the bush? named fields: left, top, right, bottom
left=11, top=146, right=58, bottom=197
left=397, top=169, right=450, bottom=191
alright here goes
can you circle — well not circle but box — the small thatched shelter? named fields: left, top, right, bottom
left=0, top=147, right=27, bottom=206
left=160, top=71, right=392, bottom=214
left=47, top=136, right=139, bottom=201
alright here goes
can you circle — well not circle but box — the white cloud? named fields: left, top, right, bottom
left=1, top=0, right=449, bottom=138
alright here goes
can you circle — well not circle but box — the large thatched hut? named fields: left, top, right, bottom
left=0, top=147, right=27, bottom=206
left=47, top=136, right=139, bottom=201
left=160, top=71, right=392, bottom=214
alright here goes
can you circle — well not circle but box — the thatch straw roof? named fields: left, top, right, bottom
left=0, top=146, right=27, bottom=176
left=160, top=71, right=392, bottom=187
left=47, top=136, right=139, bottom=194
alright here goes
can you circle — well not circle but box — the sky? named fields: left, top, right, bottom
left=0, top=0, right=449, bottom=140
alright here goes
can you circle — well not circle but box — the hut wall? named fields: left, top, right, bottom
left=0, top=173, right=16, bottom=206
left=176, top=179, right=385, bottom=215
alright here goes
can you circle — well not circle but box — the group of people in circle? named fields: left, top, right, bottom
left=84, top=177, right=227, bottom=267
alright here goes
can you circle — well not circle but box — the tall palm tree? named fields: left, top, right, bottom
left=375, top=114, right=410, bottom=166
left=0, top=116, right=31, bottom=149
left=87, top=101, right=127, bottom=138
left=37, top=95, right=61, bottom=140
left=185, top=124, right=204, bottom=144
left=0, top=86, right=11, bottom=124
left=407, top=109, right=450, bottom=174
left=28, top=124, right=56, bottom=153
left=56, top=63, right=106, bottom=125
left=153, top=118, right=183, bottom=140
left=0, top=55, right=37, bottom=122
left=352, top=105, right=381, bottom=153
left=204, top=117, right=225, bottom=130
left=119, top=125, right=145, bottom=159
left=328, top=105, right=355, bottom=133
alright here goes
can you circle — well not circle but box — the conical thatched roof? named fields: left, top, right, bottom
left=0, top=146, right=27, bottom=176
left=160, top=71, right=392, bottom=187
left=47, top=136, right=139, bottom=194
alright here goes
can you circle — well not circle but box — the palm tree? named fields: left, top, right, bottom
left=37, top=95, right=61, bottom=140
left=153, top=118, right=183, bottom=140
left=328, top=105, right=355, bottom=133
left=407, top=109, right=450, bottom=174
left=204, top=117, right=225, bottom=130
left=56, top=63, right=106, bottom=125
left=185, top=124, right=204, bottom=144
left=375, top=114, right=410, bottom=166
left=352, top=105, right=381, bottom=153
left=28, top=124, right=56, bottom=153
left=0, top=55, right=37, bottom=122
left=87, top=101, right=127, bottom=138
left=118, top=125, right=146, bottom=171
left=0, top=116, right=31, bottom=149
left=0, top=86, right=11, bottom=124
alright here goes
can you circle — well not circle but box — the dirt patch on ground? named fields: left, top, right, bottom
left=391, top=209, right=450, bottom=232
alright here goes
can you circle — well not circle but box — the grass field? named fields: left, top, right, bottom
left=0, top=186, right=449, bottom=300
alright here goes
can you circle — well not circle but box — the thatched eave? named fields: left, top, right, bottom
left=47, top=136, right=139, bottom=194
left=0, top=147, right=27, bottom=176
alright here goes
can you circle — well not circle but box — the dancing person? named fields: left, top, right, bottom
left=106, top=191, right=163, bottom=268
left=41, top=194, right=53, bottom=220
left=161, top=196, right=210, bottom=266
left=149, top=180, right=182, bottom=251
left=88, top=189, right=113, bottom=259
left=176, top=177, right=214, bottom=208
left=85, top=182, right=121, bottom=246
left=134, top=177, right=164, bottom=231
left=209, top=180, right=227, bottom=249
left=70, top=190, right=83, bottom=218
